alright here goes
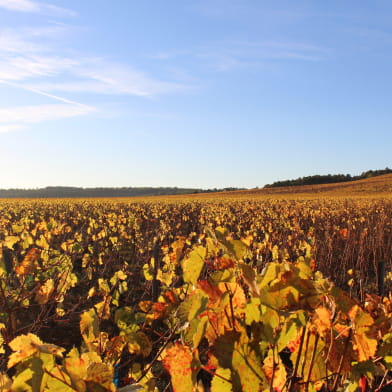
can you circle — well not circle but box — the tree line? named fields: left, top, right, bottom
left=0, top=186, right=244, bottom=198
left=264, top=167, right=392, bottom=188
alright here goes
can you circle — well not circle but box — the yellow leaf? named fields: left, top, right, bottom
left=10, top=368, right=33, bottom=391
left=263, top=350, right=287, bottom=392
left=36, top=234, right=49, bottom=250
left=348, top=305, right=378, bottom=361
left=115, top=270, right=127, bottom=280
left=64, top=347, right=88, bottom=381
left=8, top=333, right=44, bottom=368
left=80, top=308, right=100, bottom=344
left=312, top=306, right=331, bottom=336
left=211, top=368, right=232, bottom=392
left=86, top=362, right=115, bottom=392
left=3, top=236, right=19, bottom=249
left=94, top=299, right=111, bottom=320
left=81, top=351, right=102, bottom=364
left=182, top=246, right=206, bottom=286
left=231, top=335, right=266, bottom=392
left=44, top=366, right=73, bottom=392
left=8, top=333, right=64, bottom=368
left=35, top=279, right=54, bottom=304
left=139, top=300, right=153, bottom=313
left=88, top=287, right=96, bottom=298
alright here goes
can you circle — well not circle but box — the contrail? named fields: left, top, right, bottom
left=0, top=79, right=93, bottom=109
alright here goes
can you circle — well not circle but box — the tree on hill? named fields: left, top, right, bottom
left=264, top=168, right=392, bottom=188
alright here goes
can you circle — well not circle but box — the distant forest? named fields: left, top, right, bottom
left=1, top=168, right=391, bottom=197
left=0, top=186, right=243, bottom=199
left=264, top=168, right=392, bottom=188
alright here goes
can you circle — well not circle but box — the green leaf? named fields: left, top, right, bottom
left=245, top=297, right=261, bottom=325
left=259, top=262, right=280, bottom=290
left=182, top=246, right=206, bottom=286
left=125, top=332, right=152, bottom=357
left=276, top=314, right=302, bottom=352
left=231, top=335, right=266, bottom=392
left=192, top=316, right=208, bottom=348
left=211, top=331, right=239, bottom=369
left=210, top=268, right=234, bottom=284
left=183, top=315, right=208, bottom=349
left=215, top=227, right=228, bottom=241
left=224, top=240, right=246, bottom=260
left=239, top=263, right=259, bottom=296
left=115, top=307, right=139, bottom=334
left=177, top=291, right=208, bottom=325
left=350, top=360, right=376, bottom=380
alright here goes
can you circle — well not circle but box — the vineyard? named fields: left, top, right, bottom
left=0, top=195, right=392, bottom=391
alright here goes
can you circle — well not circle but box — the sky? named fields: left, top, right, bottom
left=0, top=0, right=391, bottom=189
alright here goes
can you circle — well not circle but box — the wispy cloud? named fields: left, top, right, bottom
left=0, top=29, right=43, bottom=54
left=0, top=18, right=187, bottom=133
left=0, top=79, right=95, bottom=130
left=29, top=59, right=188, bottom=96
left=0, top=79, right=93, bottom=107
left=153, top=39, right=330, bottom=72
left=0, top=26, right=187, bottom=95
left=0, top=104, right=94, bottom=124
left=0, top=0, right=76, bottom=17
left=0, top=54, right=77, bottom=81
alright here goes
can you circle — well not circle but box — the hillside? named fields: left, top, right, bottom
left=150, top=174, right=392, bottom=201
left=1, top=174, right=391, bottom=200
left=226, top=173, right=392, bottom=198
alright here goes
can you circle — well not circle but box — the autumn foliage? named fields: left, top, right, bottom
left=0, top=198, right=391, bottom=391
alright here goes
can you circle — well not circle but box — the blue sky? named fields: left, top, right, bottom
left=0, top=0, right=391, bottom=189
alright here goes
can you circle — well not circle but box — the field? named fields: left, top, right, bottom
left=0, top=176, right=392, bottom=391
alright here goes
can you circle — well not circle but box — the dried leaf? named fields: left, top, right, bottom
left=15, top=248, right=41, bottom=275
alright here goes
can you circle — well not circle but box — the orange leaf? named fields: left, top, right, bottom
left=197, top=280, right=222, bottom=303
left=348, top=305, right=377, bottom=361
left=359, top=376, right=367, bottom=392
left=163, top=343, right=199, bottom=392
left=263, top=351, right=287, bottom=392
left=312, top=306, right=331, bottom=336
left=214, top=256, right=235, bottom=270
left=152, top=302, right=168, bottom=319
left=139, top=300, right=153, bottom=313
left=15, top=248, right=41, bottom=275
left=164, top=290, right=178, bottom=304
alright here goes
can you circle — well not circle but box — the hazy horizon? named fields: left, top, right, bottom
left=0, top=1, right=391, bottom=189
